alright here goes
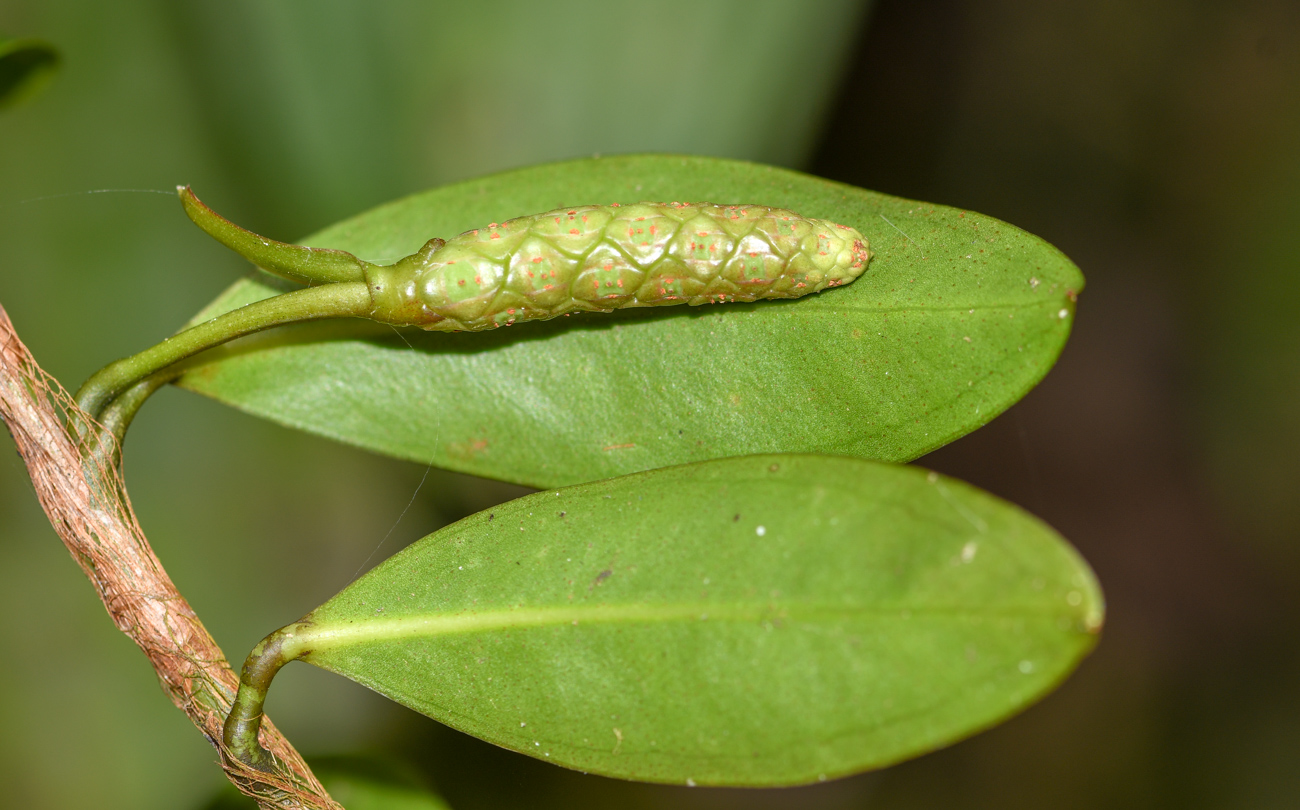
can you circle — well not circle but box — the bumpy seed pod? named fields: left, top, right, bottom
left=179, top=190, right=871, bottom=333
left=365, top=202, right=870, bottom=331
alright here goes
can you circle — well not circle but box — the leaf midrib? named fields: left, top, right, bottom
left=297, top=600, right=1080, bottom=658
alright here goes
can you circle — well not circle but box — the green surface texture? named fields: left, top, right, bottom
left=178, top=155, right=1083, bottom=488
left=291, top=454, right=1102, bottom=786
left=359, top=201, right=869, bottom=331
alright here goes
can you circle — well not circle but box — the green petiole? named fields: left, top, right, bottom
left=74, top=281, right=373, bottom=422
left=73, top=187, right=389, bottom=452
left=223, top=622, right=314, bottom=770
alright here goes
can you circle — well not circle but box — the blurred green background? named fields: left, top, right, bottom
left=0, top=1, right=1296, bottom=808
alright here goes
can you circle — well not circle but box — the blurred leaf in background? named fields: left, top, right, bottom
left=1173, top=11, right=1300, bottom=567
left=164, top=0, right=869, bottom=238
left=204, top=755, right=451, bottom=810
left=0, top=34, right=59, bottom=108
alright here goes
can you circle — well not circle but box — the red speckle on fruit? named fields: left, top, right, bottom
left=490, top=233, right=500, bottom=240
left=474, top=275, right=483, bottom=285
left=532, top=256, right=543, bottom=263
left=457, top=279, right=466, bottom=286
left=569, top=228, right=580, bottom=235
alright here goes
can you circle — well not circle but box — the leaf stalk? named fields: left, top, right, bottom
left=74, top=281, right=372, bottom=429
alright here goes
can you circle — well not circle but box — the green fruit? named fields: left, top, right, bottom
left=366, top=202, right=871, bottom=331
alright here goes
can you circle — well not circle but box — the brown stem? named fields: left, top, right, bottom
left=0, top=303, right=341, bottom=810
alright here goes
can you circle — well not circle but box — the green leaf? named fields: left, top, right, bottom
left=310, top=757, right=451, bottom=810
left=201, top=755, right=451, bottom=810
left=0, top=36, right=60, bottom=109
left=178, top=155, right=1083, bottom=488
left=289, top=454, right=1102, bottom=786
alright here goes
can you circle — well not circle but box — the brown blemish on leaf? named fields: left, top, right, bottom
left=449, top=436, right=490, bottom=460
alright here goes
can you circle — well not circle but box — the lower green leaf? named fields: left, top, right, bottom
left=287, top=454, right=1102, bottom=786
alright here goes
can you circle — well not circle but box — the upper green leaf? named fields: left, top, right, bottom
left=289, top=454, right=1102, bottom=786
left=179, top=155, right=1083, bottom=488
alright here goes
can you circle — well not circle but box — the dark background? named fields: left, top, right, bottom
left=1, top=1, right=1297, bottom=808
